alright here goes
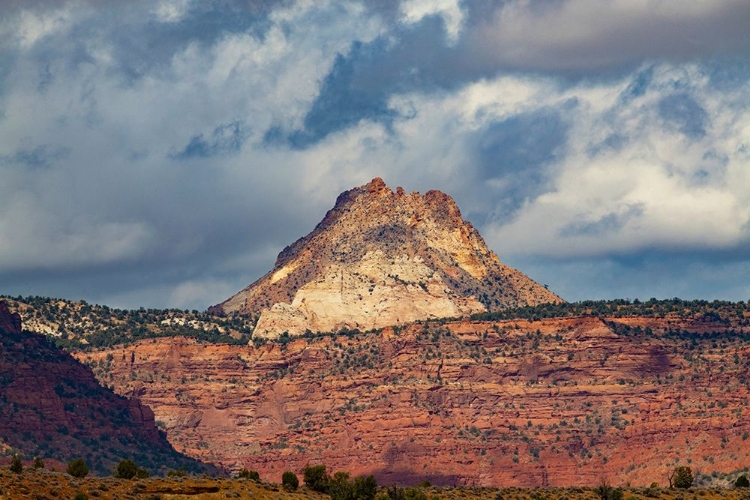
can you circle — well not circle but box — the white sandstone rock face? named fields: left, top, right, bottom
left=211, top=178, right=563, bottom=338
left=253, top=251, right=486, bottom=337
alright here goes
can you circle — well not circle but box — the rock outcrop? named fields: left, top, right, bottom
left=80, top=313, right=750, bottom=486
left=0, top=301, right=211, bottom=475
left=0, top=300, right=22, bottom=335
left=211, top=178, right=562, bottom=337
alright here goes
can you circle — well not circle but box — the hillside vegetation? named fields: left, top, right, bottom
left=7, top=295, right=750, bottom=352
left=1, top=296, right=257, bottom=350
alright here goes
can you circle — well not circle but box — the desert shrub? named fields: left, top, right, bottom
left=167, top=468, right=187, bottom=477
left=303, top=464, right=330, bottom=492
left=301, top=464, right=376, bottom=499
left=114, top=459, right=138, bottom=479
left=353, top=475, right=377, bottom=500
left=10, top=455, right=23, bottom=474
left=404, top=487, right=428, bottom=500
left=644, top=485, right=660, bottom=498
left=736, top=475, right=749, bottom=488
left=386, top=486, right=427, bottom=500
left=672, top=466, right=693, bottom=489
left=238, top=468, right=260, bottom=481
left=74, top=492, right=88, bottom=500
left=282, top=471, right=299, bottom=490
left=596, top=479, right=624, bottom=500
left=67, top=457, right=89, bottom=478
left=328, top=471, right=353, bottom=500
left=33, top=456, right=45, bottom=469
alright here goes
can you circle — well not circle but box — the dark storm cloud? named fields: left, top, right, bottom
left=280, top=17, right=456, bottom=148
left=1, top=1, right=279, bottom=86
left=286, top=43, right=400, bottom=148
left=560, top=205, right=645, bottom=238
left=1, top=145, right=70, bottom=169
left=462, top=0, right=750, bottom=73
left=1, top=0, right=749, bottom=310
left=476, top=106, right=570, bottom=219
left=512, top=246, right=750, bottom=303
left=620, top=65, right=654, bottom=101
left=279, top=0, right=750, bottom=148
left=171, top=121, right=249, bottom=159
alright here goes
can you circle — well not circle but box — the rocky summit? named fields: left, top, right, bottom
left=211, top=178, right=562, bottom=338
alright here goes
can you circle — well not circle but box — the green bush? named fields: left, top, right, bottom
left=10, top=455, right=23, bottom=474
left=238, top=468, right=260, bottom=481
left=328, top=471, right=352, bottom=500
left=303, top=464, right=330, bottom=492
left=671, top=466, right=693, bottom=489
left=114, top=459, right=138, bottom=479
left=282, top=471, right=299, bottom=490
left=386, top=486, right=428, bottom=500
left=74, top=492, right=88, bottom=500
left=595, top=479, right=623, bottom=500
left=67, top=457, right=89, bottom=478
left=736, top=475, right=749, bottom=488
left=33, top=457, right=44, bottom=469
left=353, top=475, right=377, bottom=500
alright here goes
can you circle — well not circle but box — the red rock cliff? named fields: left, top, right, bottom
left=80, top=313, right=750, bottom=486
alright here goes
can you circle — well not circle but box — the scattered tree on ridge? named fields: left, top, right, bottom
left=67, top=457, right=89, bottom=478
left=113, top=459, right=148, bottom=479
left=238, top=468, right=260, bottom=481
left=10, top=455, right=23, bottom=474
left=736, top=475, right=749, bottom=488
left=301, top=464, right=377, bottom=500
left=668, top=466, right=693, bottom=489
left=282, top=470, right=299, bottom=490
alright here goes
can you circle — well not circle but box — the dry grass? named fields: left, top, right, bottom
left=0, top=467, right=328, bottom=499
left=2, top=468, right=749, bottom=500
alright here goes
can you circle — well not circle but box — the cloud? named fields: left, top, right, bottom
left=657, top=93, right=709, bottom=139
left=560, top=204, right=645, bottom=238
left=171, top=121, right=249, bottom=159
left=400, top=0, right=464, bottom=43
left=1, top=144, right=70, bottom=169
left=484, top=63, right=750, bottom=260
left=0, top=0, right=749, bottom=309
left=275, top=0, right=750, bottom=148
left=465, top=0, right=750, bottom=72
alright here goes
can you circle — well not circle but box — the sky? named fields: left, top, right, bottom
left=1, top=0, right=750, bottom=310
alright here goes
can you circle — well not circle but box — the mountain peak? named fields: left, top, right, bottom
left=212, top=179, right=562, bottom=337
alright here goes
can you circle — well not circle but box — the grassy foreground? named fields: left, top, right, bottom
left=2, top=468, right=750, bottom=500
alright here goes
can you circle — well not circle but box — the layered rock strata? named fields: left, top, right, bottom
left=80, top=314, right=750, bottom=486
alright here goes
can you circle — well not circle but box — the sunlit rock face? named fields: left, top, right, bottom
left=211, top=178, right=562, bottom=338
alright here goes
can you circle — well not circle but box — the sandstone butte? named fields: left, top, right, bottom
left=210, top=178, right=562, bottom=338
left=78, top=313, right=750, bottom=487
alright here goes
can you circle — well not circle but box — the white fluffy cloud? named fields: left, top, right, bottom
left=0, top=0, right=748, bottom=308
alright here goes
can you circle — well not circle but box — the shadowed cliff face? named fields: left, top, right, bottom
left=0, top=301, right=21, bottom=335
left=212, top=178, right=562, bottom=337
left=0, top=301, right=210, bottom=476
left=80, top=313, right=750, bottom=486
